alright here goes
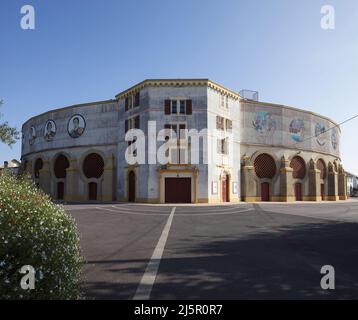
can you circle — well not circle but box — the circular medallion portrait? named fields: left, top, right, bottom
left=315, top=123, right=326, bottom=146
left=289, top=119, right=305, bottom=142
left=68, top=114, right=86, bottom=138
left=29, top=126, right=36, bottom=145
left=44, top=120, right=56, bottom=141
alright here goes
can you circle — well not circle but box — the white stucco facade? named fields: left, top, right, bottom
left=20, top=78, right=347, bottom=203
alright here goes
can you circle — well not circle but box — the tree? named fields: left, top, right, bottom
left=0, top=99, right=19, bottom=146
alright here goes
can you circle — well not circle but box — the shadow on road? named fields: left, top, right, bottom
left=83, top=220, right=358, bottom=300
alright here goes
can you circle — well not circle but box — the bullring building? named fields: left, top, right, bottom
left=21, top=79, right=348, bottom=203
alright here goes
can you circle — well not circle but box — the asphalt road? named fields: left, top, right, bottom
left=66, top=200, right=358, bottom=300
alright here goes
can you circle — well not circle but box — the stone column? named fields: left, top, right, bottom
left=102, top=155, right=115, bottom=202
left=227, top=173, right=232, bottom=202
left=65, top=158, right=79, bottom=202
left=280, top=156, right=295, bottom=202
left=193, top=167, right=199, bottom=204
left=158, top=170, right=164, bottom=204
left=327, top=162, right=339, bottom=201
left=39, top=160, right=51, bottom=196
left=308, top=159, right=321, bottom=201
left=338, top=165, right=348, bottom=200
left=241, top=156, right=258, bottom=202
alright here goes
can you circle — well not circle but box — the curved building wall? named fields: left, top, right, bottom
left=241, top=101, right=340, bottom=158
left=19, top=79, right=348, bottom=204
left=21, top=100, right=119, bottom=202
left=240, top=101, right=346, bottom=202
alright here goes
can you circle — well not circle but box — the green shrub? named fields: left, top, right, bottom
left=0, top=173, right=83, bottom=299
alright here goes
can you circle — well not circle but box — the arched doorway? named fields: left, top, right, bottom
left=128, top=171, right=136, bottom=202
left=294, top=183, right=303, bottom=201
left=254, top=153, right=277, bottom=202
left=221, top=174, right=230, bottom=203
left=57, top=182, right=65, bottom=200
left=83, top=153, right=104, bottom=201
left=317, top=159, right=327, bottom=200
left=88, top=182, right=98, bottom=201
left=261, top=182, right=270, bottom=202
left=290, top=156, right=306, bottom=201
left=54, top=155, right=70, bottom=200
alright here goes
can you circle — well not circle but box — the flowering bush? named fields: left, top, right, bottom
left=0, top=173, right=83, bottom=299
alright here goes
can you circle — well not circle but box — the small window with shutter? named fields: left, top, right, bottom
left=226, top=119, right=233, bottom=131
left=165, top=99, right=192, bottom=115
left=135, top=115, right=140, bottom=129
left=164, top=100, right=171, bottom=115
left=125, top=119, right=129, bottom=133
left=171, top=100, right=178, bottom=114
left=125, top=98, right=129, bottom=112
left=216, top=116, right=221, bottom=130
left=134, top=92, right=140, bottom=107
left=180, top=100, right=186, bottom=114
left=186, top=100, right=192, bottom=115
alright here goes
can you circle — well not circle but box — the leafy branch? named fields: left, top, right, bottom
left=0, top=99, right=20, bottom=147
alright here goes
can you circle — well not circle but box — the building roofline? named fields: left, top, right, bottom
left=241, top=99, right=340, bottom=130
left=22, top=99, right=116, bottom=128
left=114, top=78, right=242, bottom=100
left=22, top=79, right=340, bottom=134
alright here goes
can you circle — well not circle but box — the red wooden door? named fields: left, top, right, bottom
left=261, top=182, right=270, bottom=202
left=89, top=182, right=97, bottom=201
left=57, top=182, right=64, bottom=200
left=222, top=178, right=227, bottom=203
left=165, top=178, right=191, bottom=203
left=128, top=171, right=136, bottom=202
left=295, top=183, right=303, bottom=201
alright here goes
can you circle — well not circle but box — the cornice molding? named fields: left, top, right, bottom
left=115, top=79, right=242, bottom=101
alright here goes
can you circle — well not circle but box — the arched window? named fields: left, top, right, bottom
left=254, top=154, right=277, bottom=179
left=317, top=159, right=327, bottom=180
left=83, top=153, right=104, bottom=179
left=54, top=155, right=70, bottom=179
left=34, top=158, right=43, bottom=178
left=290, top=156, right=306, bottom=179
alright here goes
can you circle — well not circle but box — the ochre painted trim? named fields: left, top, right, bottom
left=303, top=196, right=322, bottom=202
left=136, top=198, right=160, bottom=204
left=326, top=195, right=339, bottom=201
left=242, top=197, right=261, bottom=202
left=272, top=196, right=295, bottom=202
left=197, top=198, right=240, bottom=204
left=158, top=169, right=197, bottom=174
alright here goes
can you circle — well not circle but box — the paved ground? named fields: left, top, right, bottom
left=66, top=200, right=358, bottom=300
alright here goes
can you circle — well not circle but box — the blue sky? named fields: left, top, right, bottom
left=1, top=0, right=358, bottom=173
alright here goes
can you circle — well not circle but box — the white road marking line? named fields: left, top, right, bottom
left=133, top=207, right=176, bottom=300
